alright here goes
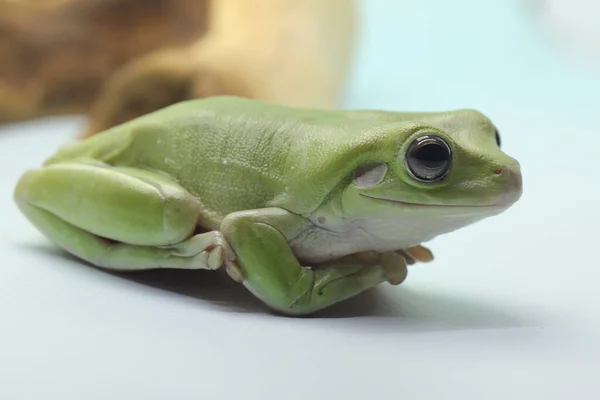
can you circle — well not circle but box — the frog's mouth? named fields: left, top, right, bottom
left=359, top=194, right=505, bottom=209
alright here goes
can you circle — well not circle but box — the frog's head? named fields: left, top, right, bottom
left=336, top=109, right=523, bottom=243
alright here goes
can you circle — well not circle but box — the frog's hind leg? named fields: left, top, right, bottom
left=14, top=162, right=235, bottom=272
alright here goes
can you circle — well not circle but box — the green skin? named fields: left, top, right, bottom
left=14, top=96, right=522, bottom=316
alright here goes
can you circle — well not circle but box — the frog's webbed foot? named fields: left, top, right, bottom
left=344, top=251, right=404, bottom=285
left=349, top=245, right=433, bottom=285
left=158, top=231, right=234, bottom=270
left=160, top=232, right=243, bottom=282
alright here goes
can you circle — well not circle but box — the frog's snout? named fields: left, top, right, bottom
left=493, top=164, right=523, bottom=207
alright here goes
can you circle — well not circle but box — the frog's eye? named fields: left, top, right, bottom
left=494, top=127, right=502, bottom=148
left=405, top=135, right=452, bottom=182
left=353, top=161, right=388, bottom=187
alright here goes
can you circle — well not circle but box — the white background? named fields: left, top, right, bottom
left=1, top=1, right=599, bottom=399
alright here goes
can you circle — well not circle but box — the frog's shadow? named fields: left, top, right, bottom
left=27, top=243, right=527, bottom=329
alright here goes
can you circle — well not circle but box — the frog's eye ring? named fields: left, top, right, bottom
left=405, top=135, right=452, bottom=182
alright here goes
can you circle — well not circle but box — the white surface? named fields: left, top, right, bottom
left=1, top=1, right=600, bottom=399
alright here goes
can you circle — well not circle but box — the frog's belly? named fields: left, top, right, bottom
left=289, top=214, right=485, bottom=264
left=287, top=218, right=424, bottom=264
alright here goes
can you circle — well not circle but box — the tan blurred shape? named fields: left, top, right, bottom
left=0, top=0, right=356, bottom=137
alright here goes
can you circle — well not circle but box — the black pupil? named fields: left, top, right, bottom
left=406, top=136, right=452, bottom=182
left=415, top=143, right=448, bottom=169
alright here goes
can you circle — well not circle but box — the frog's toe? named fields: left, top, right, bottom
left=181, top=245, right=224, bottom=271
left=207, top=245, right=225, bottom=270
left=159, top=230, right=238, bottom=271
left=398, top=245, right=434, bottom=264
left=397, top=249, right=417, bottom=265
left=189, top=242, right=237, bottom=272
left=225, top=260, right=243, bottom=283
left=380, top=251, right=408, bottom=286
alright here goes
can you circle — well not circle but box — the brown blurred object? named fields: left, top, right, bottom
left=0, top=0, right=209, bottom=123
left=0, top=0, right=356, bottom=137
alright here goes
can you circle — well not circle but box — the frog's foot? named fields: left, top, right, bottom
left=397, top=245, right=434, bottom=265
left=160, top=231, right=243, bottom=282
left=352, top=250, right=408, bottom=285
left=160, top=231, right=233, bottom=269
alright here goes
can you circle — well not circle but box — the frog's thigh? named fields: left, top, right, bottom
left=220, top=208, right=399, bottom=316
left=15, top=162, right=200, bottom=245
left=14, top=162, right=229, bottom=271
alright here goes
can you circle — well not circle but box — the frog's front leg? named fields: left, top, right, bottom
left=14, top=162, right=236, bottom=272
left=220, top=208, right=407, bottom=316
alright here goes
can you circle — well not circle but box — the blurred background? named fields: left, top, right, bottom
left=1, top=0, right=599, bottom=130
left=1, top=1, right=599, bottom=399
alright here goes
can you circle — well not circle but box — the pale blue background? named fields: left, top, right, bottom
left=1, top=1, right=599, bottom=399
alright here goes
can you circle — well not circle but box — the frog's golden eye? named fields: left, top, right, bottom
left=405, top=135, right=452, bottom=182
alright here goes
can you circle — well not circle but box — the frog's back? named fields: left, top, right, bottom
left=45, top=96, right=402, bottom=221
left=47, top=96, right=364, bottom=163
